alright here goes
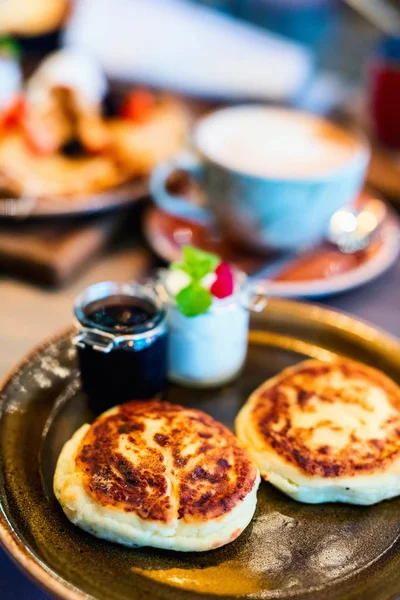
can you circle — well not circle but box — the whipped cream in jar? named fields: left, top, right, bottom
left=158, top=258, right=266, bottom=388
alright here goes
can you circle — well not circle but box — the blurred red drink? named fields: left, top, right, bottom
left=368, top=37, right=400, bottom=149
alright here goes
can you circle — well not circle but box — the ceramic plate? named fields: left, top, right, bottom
left=144, top=202, right=400, bottom=298
left=2, top=300, right=400, bottom=600
left=0, top=178, right=148, bottom=221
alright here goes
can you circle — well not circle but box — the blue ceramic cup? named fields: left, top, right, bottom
left=151, top=106, right=369, bottom=252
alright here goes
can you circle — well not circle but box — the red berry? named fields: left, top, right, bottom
left=120, top=89, right=156, bottom=123
left=210, top=262, right=234, bottom=299
left=215, top=263, right=231, bottom=277
left=0, top=94, right=25, bottom=131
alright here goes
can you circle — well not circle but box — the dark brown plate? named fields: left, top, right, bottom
left=1, top=299, right=400, bottom=600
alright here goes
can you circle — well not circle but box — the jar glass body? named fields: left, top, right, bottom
left=160, top=271, right=251, bottom=388
left=73, top=281, right=168, bottom=412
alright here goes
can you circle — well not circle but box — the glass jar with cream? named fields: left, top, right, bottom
left=73, top=281, right=167, bottom=412
left=158, top=246, right=266, bottom=388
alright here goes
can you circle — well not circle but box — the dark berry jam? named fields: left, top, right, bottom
left=84, top=296, right=157, bottom=333
left=74, top=283, right=167, bottom=413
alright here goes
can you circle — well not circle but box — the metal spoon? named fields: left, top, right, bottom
left=251, top=196, right=388, bottom=285
left=327, top=197, right=387, bottom=253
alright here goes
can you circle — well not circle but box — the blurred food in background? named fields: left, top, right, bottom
left=0, top=0, right=398, bottom=290
left=25, top=48, right=109, bottom=154
left=0, top=0, right=70, bottom=36
left=0, top=44, right=190, bottom=201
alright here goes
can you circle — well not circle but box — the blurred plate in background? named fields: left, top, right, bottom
left=144, top=199, right=400, bottom=298
left=0, top=178, right=148, bottom=221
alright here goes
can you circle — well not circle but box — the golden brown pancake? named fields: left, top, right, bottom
left=0, top=132, right=125, bottom=198
left=236, top=358, right=400, bottom=505
left=54, top=400, right=259, bottom=551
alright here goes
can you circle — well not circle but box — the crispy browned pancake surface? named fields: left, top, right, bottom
left=248, top=359, right=400, bottom=478
left=76, top=400, right=257, bottom=524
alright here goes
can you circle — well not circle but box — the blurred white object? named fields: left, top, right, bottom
left=27, top=49, right=107, bottom=111
left=24, top=49, right=110, bottom=155
left=64, top=0, right=313, bottom=102
left=0, top=57, right=21, bottom=110
left=297, top=72, right=354, bottom=115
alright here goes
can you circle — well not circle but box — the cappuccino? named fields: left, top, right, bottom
left=152, top=104, right=369, bottom=252
left=195, top=107, right=362, bottom=179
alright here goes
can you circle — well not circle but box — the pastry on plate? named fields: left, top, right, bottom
left=236, top=358, right=400, bottom=505
left=0, top=50, right=190, bottom=201
left=54, top=400, right=260, bottom=552
left=0, top=49, right=120, bottom=198
left=109, top=91, right=190, bottom=176
left=25, top=49, right=110, bottom=154
left=0, top=132, right=124, bottom=198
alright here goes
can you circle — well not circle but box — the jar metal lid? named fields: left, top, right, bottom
left=73, top=281, right=167, bottom=353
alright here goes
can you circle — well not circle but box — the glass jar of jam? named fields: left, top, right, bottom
left=73, top=281, right=167, bottom=413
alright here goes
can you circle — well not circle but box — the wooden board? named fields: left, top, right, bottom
left=0, top=216, right=123, bottom=286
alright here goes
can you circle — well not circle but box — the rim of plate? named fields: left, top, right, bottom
left=267, top=216, right=400, bottom=298
left=1, top=305, right=400, bottom=600
left=0, top=326, right=92, bottom=600
left=144, top=208, right=400, bottom=299
left=0, top=178, right=148, bottom=221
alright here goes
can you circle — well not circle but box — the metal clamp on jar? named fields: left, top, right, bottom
left=73, top=281, right=168, bottom=412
